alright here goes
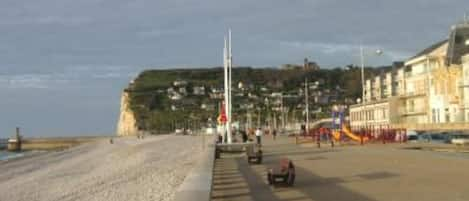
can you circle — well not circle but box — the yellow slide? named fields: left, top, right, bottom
left=332, top=125, right=369, bottom=142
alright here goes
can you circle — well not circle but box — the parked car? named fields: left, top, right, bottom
left=418, top=131, right=446, bottom=144
left=449, top=134, right=469, bottom=145
left=406, top=130, right=419, bottom=143
left=440, top=131, right=464, bottom=143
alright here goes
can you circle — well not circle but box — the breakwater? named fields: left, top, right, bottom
left=7, top=136, right=108, bottom=151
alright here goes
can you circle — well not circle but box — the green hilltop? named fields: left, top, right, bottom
left=126, top=66, right=383, bottom=134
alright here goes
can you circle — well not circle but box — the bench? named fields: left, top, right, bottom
left=215, top=142, right=256, bottom=159
left=246, top=144, right=263, bottom=164
left=267, top=158, right=295, bottom=186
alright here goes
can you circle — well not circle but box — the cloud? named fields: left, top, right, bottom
left=1, top=0, right=467, bottom=69
left=277, top=40, right=412, bottom=65
left=0, top=65, right=142, bottom=89
left=0, top=74, right=58, bottom=89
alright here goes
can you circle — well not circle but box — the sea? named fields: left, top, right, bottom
left=0, top=151, right=24, bottom=161
left=0, top=138, right=24, bottom=161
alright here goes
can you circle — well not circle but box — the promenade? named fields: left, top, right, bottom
left=212, top=136, right=469, bottom=201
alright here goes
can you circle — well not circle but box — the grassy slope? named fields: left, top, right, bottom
left=126, top=66, right=380, bottom=134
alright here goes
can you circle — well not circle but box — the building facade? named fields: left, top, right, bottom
left=350, top=22, right=469, bottom=130
left=462, top=55, right=469, bottom=122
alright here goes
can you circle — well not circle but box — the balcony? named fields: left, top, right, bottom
left=400, top=107, right=427, bottom=116
left=398, top=91, right=426, bottom=99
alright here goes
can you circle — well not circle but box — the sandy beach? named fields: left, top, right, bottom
left=0, top=135, right=206, bottom=201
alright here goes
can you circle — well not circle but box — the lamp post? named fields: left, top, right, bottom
left=360, top=45, right=383, bottom=131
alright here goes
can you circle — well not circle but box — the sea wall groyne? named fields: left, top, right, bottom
left=7, top=136, right=107, bottom=151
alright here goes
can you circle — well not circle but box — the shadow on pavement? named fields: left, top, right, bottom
left=211, top=136, right=400, bottom=201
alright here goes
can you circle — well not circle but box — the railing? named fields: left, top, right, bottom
left=390, top=123, right=469, bottom=130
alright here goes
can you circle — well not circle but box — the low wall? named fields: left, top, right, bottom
left=173, top=136, right=216, bottom=201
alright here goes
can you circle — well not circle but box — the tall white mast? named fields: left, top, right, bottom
left=223, top=36, right=230, bottom=143
left=227, top=29, right=233, bottom=144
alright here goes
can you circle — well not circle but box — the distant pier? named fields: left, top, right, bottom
left=6, top=127, right=105, bottom=151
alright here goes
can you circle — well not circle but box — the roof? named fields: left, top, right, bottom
left=447, top=24, right=469, bottom=65
left=408, top=39, right=448, bottom=61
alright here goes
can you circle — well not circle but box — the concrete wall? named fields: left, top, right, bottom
left=173, top=137, right=215, bottom=201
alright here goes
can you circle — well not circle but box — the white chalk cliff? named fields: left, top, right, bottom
left=117, top=91, right=138, bottom=136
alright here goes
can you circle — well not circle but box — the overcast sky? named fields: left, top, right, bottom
left=1, top=0, right=468, bottom=137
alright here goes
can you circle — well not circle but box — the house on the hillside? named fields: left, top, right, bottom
left=167, top=87, right=175, bottom=94
left=193, top=86, right=205, bottom=95
left=173, top=80, right=188, bottom=87
left=170, top=93, right=182, bottom=100
left=178, top=87, right=187, bottom=95
left=201, top=103, right=215, bottom=111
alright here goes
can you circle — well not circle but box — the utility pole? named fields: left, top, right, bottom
left=257, top=109, right=261, bottom=128
left=360, top=45, right=365, bottom=106
left=281, top=94, right=285, bottom=131
left=305, top=78, right=309, bottom=133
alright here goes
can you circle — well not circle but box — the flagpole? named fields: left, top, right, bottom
left=227, top=29, right=233, bottom=144
left=223, top=36, right=230, bottom=143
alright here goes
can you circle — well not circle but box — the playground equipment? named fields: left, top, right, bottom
left=332, top=125, right=369, bottom=142
left=330, top=105, right=405, bottom=144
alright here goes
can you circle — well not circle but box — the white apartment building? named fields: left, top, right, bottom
left=462, top=55, right=469, bottom=121
left=350, top=22, right=469, bottom=129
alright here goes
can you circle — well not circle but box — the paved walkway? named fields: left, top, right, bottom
left=211, top=136, right=469, bottom=201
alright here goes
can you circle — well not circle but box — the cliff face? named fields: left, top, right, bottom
left=116, top=91, right=138, bottom=136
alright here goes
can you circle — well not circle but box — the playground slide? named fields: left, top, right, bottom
left=332, top=125, right=369, bottom=142
left=332, top=131, right=341, bottom=141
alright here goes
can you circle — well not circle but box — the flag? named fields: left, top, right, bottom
left=218, top=101, right=228, bottom=124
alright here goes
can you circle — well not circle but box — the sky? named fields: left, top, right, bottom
left=1, top=0, right=469, bottom=137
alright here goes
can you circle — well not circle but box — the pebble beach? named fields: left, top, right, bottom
left=0, top=135, right=205, bottom=201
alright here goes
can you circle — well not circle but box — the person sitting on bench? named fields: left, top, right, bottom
left=246, top=144, right=262, bottom=164
left=267, top=158, right=295, bottom=186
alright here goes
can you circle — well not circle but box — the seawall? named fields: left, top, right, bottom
left=7, top=136, right=106, bottom=151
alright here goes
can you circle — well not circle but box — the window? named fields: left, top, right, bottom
left=432, top=109, right=436, bottom=123
left=455, top=35, right=463, bottom=44
left=409, top=100, right=415, bottom=113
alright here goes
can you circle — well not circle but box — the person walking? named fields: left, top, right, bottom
left=255, top=127, right=263, bottom=145
left=241, top=130, right=248, bottom=143
left=272, top=129, right=277, bottom=140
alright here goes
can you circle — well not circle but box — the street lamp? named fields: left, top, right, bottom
left=360, top=46, right=383, bottom=105
left=360, top=45, right=383, bottom=131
